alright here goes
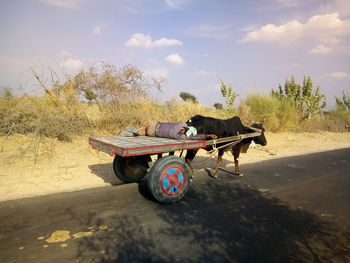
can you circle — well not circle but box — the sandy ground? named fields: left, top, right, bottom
left=0, top=132, right=350, bottom=202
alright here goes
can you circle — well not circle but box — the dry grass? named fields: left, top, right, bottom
left=299, top=113, right=350, bottom=132
left=0, top=96, right=89, bottom=141
left=1, top=87, right=349, bottom=164
left=83, top=98, right=232, bottom=135
left=240, top=94, right=300, bottom=132
left=0, top=96, right=226, bottom=163
left=240, top=93, right=350, bottom=132
left=1, top=62, right=348, bottom=176
left=1, top=95, right=349, bottom=139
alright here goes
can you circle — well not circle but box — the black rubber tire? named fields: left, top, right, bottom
left=147, top=156, right=191, bottom=204
left=113, top=155, right=151, bottom=183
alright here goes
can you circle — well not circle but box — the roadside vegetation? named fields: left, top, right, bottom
left=1, top=63, right=349, bottom=145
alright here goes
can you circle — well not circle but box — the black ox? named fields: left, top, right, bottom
left=184, top=115, right=267, bottom=177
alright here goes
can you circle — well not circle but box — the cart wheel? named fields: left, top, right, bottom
left=147, top=156, right=191, bottom=204
left=113, top=155, right=151, bottom=183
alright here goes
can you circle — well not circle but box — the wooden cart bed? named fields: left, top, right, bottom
left=89, top=127, right=261, bottom=157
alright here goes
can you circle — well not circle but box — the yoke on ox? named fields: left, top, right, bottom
left=185, top=115, right=267, bottom=177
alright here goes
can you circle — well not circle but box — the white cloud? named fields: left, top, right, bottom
left=93, top=24, right=103, bottom=35
left=153, top=38, right=182, bottom=47
left=144, top=68, right=169, bottom=79
left=241, top=20, right=303, bottom=43
left=36, top=0, right=85, bottom=9
left=165, top=53, right=185, bottom=65
left=125, top=33, right=183, bottom=48
left=324, top=72, right=350, bottom=78
left=126, top=33, right=152, bottom=48
left=60, top=58, right=82, bottom=69
left=309, top=44, right=331, bottom=54
left=196, top=70, right=215, bottom=76
left=241, top=13, right=350, bottom=45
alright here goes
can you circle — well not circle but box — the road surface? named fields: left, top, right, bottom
left=1, top=148, right=350, bottom=262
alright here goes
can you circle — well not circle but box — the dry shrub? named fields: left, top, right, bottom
left=0, top=97, right=38, bottom=135
left=330, top=110, right=350, bottom=130
left=3, top=60, right=349, bottom=149
left=275, top=99, right=299, bottom=131
left=242, top=94, right=299, bottom=132
left=300, top=112, right=350, bottom=132
left=237, top=103, right=254, bottom=126
left=91, top=99, right=235, bottom=135
left=94, top=100, right=228, bottom=134
left=93, top=99, right=165, bottom=134
left=165, top=100, right=234, bottom=123
left=245, top=94, right=279, bottom=131
left=212, top=108, right=235, bottom=120
left=167, top=101, right=213, bottom=122
left=0, top=96, right=89, bottom=141
left=37, top=109, right=88, bottom=141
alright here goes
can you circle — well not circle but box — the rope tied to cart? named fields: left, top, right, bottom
left=207, top=133, right=243, bottom=155
left=192, top=134, right=244, bottom=164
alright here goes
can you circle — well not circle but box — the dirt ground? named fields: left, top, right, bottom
left=0, top=132, right=349, bottom=202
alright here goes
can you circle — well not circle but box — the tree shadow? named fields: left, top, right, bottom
left=75, top=173, right=350, bottom=262
left=88, top=154, right=217, bottom=187
left=158, top=182, right=350, bottom=262
left=78, top=149, right=350, bottom=262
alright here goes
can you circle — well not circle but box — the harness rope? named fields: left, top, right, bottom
left=191, top=134, right=244, bottom=164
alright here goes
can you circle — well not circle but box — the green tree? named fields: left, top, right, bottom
left=301, top=76, right=326, bottom=118
left=213, top=103, right=223, bottom=110
left=335, top=91, right=350, bottom=111
left=220, top=79, right=239, bottom=110
left=179, top=92, right=198, bottom=103
left=272, top=76, right=326, bottom=119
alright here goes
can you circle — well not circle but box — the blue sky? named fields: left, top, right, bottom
left=1, top=0, right=349, bottom=108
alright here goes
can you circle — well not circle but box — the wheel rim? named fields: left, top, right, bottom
left=160, top=165, right=186, bottom=196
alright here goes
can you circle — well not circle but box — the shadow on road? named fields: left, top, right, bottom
left=88, top=154, right=216, bottom=186
left=88, top=163, right=122, bottom=186
left=76, top=149, right=350, bottom=263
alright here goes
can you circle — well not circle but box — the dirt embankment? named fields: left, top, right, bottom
left=1, top=132, right=349, bottom=202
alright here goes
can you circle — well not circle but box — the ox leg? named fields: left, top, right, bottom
left=185, top=149, right=198, bottom=177
left=232, top=146, right=243, bottom=176
left=211, top=149, right=224, bottom=178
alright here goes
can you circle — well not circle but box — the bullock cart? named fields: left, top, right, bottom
left=89, top=127, right=261, bottom=204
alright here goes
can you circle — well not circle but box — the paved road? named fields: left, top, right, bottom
left=1, top=148, right=350, bottom=263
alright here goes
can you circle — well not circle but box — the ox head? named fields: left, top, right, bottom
left=251, top=123, right=267, bottom=146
